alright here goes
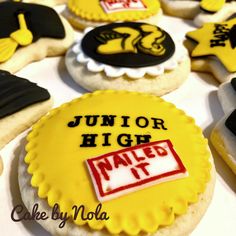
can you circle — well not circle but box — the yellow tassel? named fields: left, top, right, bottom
left=10, top=13, right=33, bottom=46
left=0, top=12, right=33, bottom=62
left=0, top=38, right=18, bottom=63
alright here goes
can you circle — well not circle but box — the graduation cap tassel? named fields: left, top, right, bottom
left=0, top=12, right=33, bottom=63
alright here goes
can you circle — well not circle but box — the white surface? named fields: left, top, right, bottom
left=0, top=9, right=236, bottom=236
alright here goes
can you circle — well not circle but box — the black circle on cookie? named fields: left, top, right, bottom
left=81, top=22, right=175, bottom=68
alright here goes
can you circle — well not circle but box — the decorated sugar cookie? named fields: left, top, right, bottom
left=185, top=18, right=236, bottom=83
left=66, top=22, right=190, bottom=96
left=64, top=0, right=162, bottom=29
left=160, top=0, right=236, bottom=26
left=0, top=70, right=53, bottom=151
left=19, top=90, right=215, bottom=236
left=211, top=78, right=236, bottom=174
left=0, top=1, right=74, bottom=73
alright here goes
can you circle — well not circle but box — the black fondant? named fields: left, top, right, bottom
left=151, top=117, right=167, bottom=130
left=81, top=22, right=175, bottom=68
left=68, top=116, right=82, bottom=127
left=101, top=115, right=116, bottom=126
left=121, top=116, right=130, bottom=127
left=80, top=134, right=98, bottom=147
left=229, top=25, right=236, bottom=49
left=117, top=133, right=132, bottom=147
left=135, top=134, right=151, bottom=145
left=225, top=109, right=236, bottom=136
left=230, top=77, right=236, bottom=91
left=136, top=116, right=149, bottom=128
left=209, top=23, right=236, bottom=49
left=102, top=133, right=112, bottom=146
left=85, top=115, right=100, bottom=126
left=0, top=2, right=65, bottom=42
left=0, top=70, right=50, bottom=119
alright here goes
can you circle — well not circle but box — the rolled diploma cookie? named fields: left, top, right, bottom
left=218, top=80, right=236, bottom=115
left=211, top=116, right=236, bottom=175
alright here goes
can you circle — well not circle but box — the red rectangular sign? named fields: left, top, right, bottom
left=86, top=140, right=188, bottom=202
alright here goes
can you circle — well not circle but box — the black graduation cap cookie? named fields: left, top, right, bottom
left=0, top=70, right=53, bottom=174
left=0, top=1, right=74, bottom=73
left=0, top=70, right=52, bottom=149
left=66, top=22, right=190, bottom=96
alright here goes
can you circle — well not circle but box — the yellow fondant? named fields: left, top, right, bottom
left=97, top=27, right=141, bottom=54
left=25, top=91, right=211, bottom=235
left=97, top=24, right=167, bottom=56
left=211, top=130, right=236, bottom=175
left=10, top=14, right=33, bottom=46
left=139, top=24, right=166, bottom=56
left=0, top=38, right=18, bottom=63
left=0, top=13, right=33, bottom=63
left=187, top=18, right=236, bottom=73
left=67, top=0, right=160, bottom=22
left=200, top=0, right=226, bottom=13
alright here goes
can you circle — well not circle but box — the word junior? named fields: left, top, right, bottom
left=67, top=115, right=167, bottom=147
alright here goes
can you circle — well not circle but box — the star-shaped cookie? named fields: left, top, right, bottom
left=185, top=18, right=236, bottom=83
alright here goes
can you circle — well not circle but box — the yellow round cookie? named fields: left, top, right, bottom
left=25, top=90, right=211, bottom=235
left=67, top=0, right=160, bottom=22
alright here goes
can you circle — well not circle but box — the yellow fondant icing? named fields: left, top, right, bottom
left=67, top=0, right=160, bottom=22
left=97, top=24, right=166, bottom=56
left=97, top=27, right=141, bottom=54
left=25, top=91, right=211, bottom=235
left=187, top=18, right=236, bottom=73
left=200, top=0, right=226, bottom=13
left=0, top=13, right=33, bottom=63
left=10, top=13, right=33, bottom=46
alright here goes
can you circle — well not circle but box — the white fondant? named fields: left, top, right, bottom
left=86, top=140, right=188, bottom=202
left=72, top=35, right=188, bottom=79
left=218, top=80, right=236, bottom=115
left=212, top=79, right=236, bottom=173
